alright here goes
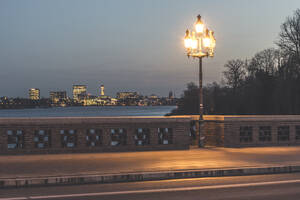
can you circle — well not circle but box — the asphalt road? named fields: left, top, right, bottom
left=1, top=173, right=300, bottom=200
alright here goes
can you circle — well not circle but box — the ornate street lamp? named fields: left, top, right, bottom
left=184, top=15, right=216, bottom=147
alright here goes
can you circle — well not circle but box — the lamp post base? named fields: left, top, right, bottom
left=198, top=119, right=204, bottom=147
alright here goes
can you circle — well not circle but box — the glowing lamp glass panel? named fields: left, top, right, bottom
left=184, top=38, right=192, bottom=49
left=191, top=39, right=198, bottom=49
left=195, top=23, right=204, bottom=33
left=211, top=39, right=216, bottom=48
left=203, top=37, right=211, bottom=48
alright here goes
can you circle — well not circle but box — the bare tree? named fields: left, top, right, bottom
left=247, top=48, right=281, bottom=76
left=223, top=59, right=246, bottom=90
left=277, top=9, right=300, bottom=61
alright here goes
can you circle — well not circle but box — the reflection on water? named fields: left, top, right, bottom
left=0, top=106, right=176, bottom=118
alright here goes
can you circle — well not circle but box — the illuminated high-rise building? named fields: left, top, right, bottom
left=72, top=85, right=87, bottom=102
left=100, top=85, right=105, bottom=96
left=29, top=88, right=40, bottom=100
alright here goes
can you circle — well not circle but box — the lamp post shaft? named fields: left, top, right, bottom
left=198, top=57, right=204, bottom=147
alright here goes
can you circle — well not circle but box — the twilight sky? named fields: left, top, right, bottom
left=0, top=0, right=299, bottom=98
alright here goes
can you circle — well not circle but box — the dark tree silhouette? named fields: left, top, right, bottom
left=247, top=48, right=281, bottom=76
left=223, top=59, right=245, bottom=91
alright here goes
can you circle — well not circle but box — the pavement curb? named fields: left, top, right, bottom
left=1, top=165, right=300, bottom=188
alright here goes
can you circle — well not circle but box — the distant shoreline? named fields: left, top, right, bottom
left=0, top=104, right=175, bottom=110
left=0, top=106, right=176, bottom=118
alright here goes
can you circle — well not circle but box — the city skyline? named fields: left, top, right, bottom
left=0, top=0, right=299, bottom=97
left=0, top=84, right=177, bottom=109
left=24, top=84, right=174, bottom=99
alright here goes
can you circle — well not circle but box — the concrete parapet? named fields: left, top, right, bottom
left=0, top=116, right=191, bottom=154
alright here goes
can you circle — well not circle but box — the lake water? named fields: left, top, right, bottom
left=0, top=106, right=176, bottom=118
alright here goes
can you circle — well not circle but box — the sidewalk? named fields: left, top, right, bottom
left=1, top=146, right=300, bottom=187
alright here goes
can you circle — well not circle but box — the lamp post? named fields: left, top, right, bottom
left=184, top=15, right=216, bottom=147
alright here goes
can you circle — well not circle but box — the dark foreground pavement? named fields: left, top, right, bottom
left=2, top=173, right=300, bottom=199
left=1, top=146, right=300, bottom=187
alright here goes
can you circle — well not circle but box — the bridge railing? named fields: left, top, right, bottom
left=0, top=116, right=191, bottom=154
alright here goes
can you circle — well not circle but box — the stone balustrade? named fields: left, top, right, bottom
left=2, top=115, right=300, bottom=154
left=0, top=116, right=191, bottom=154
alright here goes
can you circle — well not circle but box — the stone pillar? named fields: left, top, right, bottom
left=102, top=128, right=111, bottom=147
left=150, top=128, right=158, bottom=145
left=51, top=128, right=62, bottom=149
left=0, top=129, right=7, bottom=151
left=252, top=126, right=259, bottom=145
left=77, top=128, right=86, bottom=149
left=271, top=125, right=277, bottom=145
left=126, top=127, right=135, bottom=146
left=24, top=128, right=35, bottom=150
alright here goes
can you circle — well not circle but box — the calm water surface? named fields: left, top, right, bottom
left=0, top=106, right=176, bottom=118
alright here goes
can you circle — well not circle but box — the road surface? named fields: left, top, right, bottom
left=1, top=173, right=300, bottom=200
